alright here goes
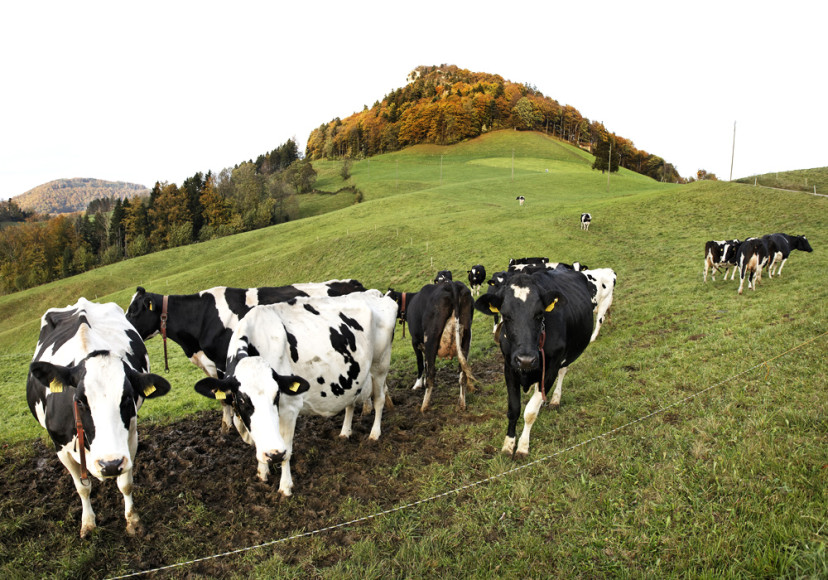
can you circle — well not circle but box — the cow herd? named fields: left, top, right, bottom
left=25, top=256, right=619, bottom=538
left=703, top=233, right=813, bottom=294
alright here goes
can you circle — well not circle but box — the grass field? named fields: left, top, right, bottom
left=0, top=130, right=825, bottom=578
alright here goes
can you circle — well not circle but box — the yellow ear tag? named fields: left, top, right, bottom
left=214, top=390, right=227, bottom=400
left=289, top=382, right=301, bottom=392
left=143, top=384, right=156, bottom=397
left=488, top=304, right=500, bottom=314
left=49, top=378, right=63, bottom=393
left=148, top=302, right=153, bottom=311
left=545, top=298, right=559, bottom=312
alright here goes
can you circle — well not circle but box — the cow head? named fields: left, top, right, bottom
left=434, top=270, right=453, bottom=284
left=125, top=287, right=162, bottom=339
left=29, top=351, right=170, bottom=479
left=475, top=274, right=564, bottom=373
left=194, top=357, right=310, bottom=475
left=794, top=235, right=813, bottom=252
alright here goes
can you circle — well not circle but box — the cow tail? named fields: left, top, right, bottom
left=454, top=316, right=476, bottom=386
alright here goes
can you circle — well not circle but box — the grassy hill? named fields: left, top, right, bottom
left=734, top=166, right=828, bottom=194
left=13, top=177, right=149, bottom=214
left=0, top=131, right=825, bottom=577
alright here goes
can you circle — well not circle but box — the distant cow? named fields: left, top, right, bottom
left=467, top=265, right=486, bottom=296
left=434, top=270, right=453, bottom=283
left=763, top=233, right=813, bottom=278
left=194, top=290, right=397, bottom=496
left=736, top=238, right=770, bottom=294
left=126, top=279, right=365, bottom=432
left=475, top=268, right=594, bottom=456
left=703, top=239, right=741, bottom=282
left=580, top=213, right=592, bottom=231
left=516, top=196, right=525, bottom=206
left=27, top=298, right=170, bottom=538
left=387, top=282, right=475, bottom=412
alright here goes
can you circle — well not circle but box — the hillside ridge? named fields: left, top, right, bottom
left=14, top=177, right=149, bottom=215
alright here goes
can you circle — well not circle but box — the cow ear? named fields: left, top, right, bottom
left=194, top=377, right=238, bottom=401
left=30, top=361, right=75, bottom=393
left=128, top=369, right=171, bottom=399
left=475, top=294, right=501, bottom=316
left=273, top=371, right=310, bottom=396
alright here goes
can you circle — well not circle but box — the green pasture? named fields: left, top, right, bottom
left=0, top=130, right=825, bottom=577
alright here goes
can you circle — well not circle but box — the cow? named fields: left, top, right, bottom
left=467, top=265, right=487, bottom=297
left=703, top=239, right=741, bottom=282
left=193, top=290, right=397, bottom=496
left=516, top=196, right=525, bottom=206
left=386, top=281, right=475, bottom=412
left=126, top=279, right=365, bottom=432
left=736, top=238, right=770, bottom=294
left=434, top=270, right=453, bottom=283
left=763, top=233, right=813, bottom=278
left=580, top=267, right=617, bottom=342
left=580, top=213, right=592, bottom=231
left=26, top=298, right=170, bottom=538
left=474, top=268, right=594, bottom=457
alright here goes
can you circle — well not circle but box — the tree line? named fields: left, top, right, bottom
left=306, top=64, right=682, bottom=183
left=0, top=139, right=316, bottom=294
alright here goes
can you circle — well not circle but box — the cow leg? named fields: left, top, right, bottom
left=516, top=384, right=545, bottom=457
left=457, top=369, right=467, bottom=410
left=412, top=347, right=425, bottom=390
left=339, top=404, right=355, bottom=439
left=57, top=447, right=95, bottom=538
left=777, top=257, right=788, bottom=276
left=277, top=406, right=300, bottom=496
left=550, top=366, right=569, bottom=407
left=703, top=257, right=712, bottom=282
left=738, top=266, right=747, bottom=294
left=367, top=369, right=387, bottom=440
left=502, top=372, right=521, bottom=455
left=420, top=358, right=435, bottom=412
left=117, top=469, right=142, bottom=536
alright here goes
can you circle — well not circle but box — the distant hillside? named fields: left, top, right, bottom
left=306, top=64, right=682, bottom=182
left=14, top=178, right=149, bottom=214
left=734, top=166, right=828, bottom=195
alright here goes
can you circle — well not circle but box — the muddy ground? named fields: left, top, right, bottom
left=1, top=358, right=506, bottom=578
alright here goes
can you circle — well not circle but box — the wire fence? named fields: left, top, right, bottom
left=106, top=329, right=827, bottom=580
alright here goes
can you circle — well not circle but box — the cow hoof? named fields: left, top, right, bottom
left=279, top=488, right=292, bottom=498
left=126, top=518, right=144, bottom=537
left=339, top=433, right=350, bottom=440
left=80, top=524, right=95, bottom=540
left=514, top=450, right=528, bottom=459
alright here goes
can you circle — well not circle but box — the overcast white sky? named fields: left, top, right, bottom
left=1, top=1, right=825, bottom=200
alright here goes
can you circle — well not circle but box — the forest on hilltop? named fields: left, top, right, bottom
left=306, top=64, right=682, bottom=183
left=14, top=178, right=149, bottom=215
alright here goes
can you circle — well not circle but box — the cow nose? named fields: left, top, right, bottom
left=98, top=458, right=125, bottom=477
left=514, top=353, right=538, bottom=371
left=265, top=451, right=285, bottom=465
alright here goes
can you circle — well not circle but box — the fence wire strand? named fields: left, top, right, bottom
left=103, top=329, right=825, bottom=579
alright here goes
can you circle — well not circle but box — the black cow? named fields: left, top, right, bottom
left=386, top=282, right=475, bottom=412
left=475, top=268, right=593, bottom=456
left=467, top=265, right=486, bottom=296
left=434, top=270, right=453, bottom=283
left=126, top=279, right=365, bottom=431
left=27, top=298, right=170, bottom=538
left=736, top=238, right=770, bottom=294
left=703, top=239, right=741, bottom=282
left=763, top=233, right=813, bottom=278
left=580, top=213, right=592, bottom=231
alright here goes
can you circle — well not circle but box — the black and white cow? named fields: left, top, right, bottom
left=736, top=238, right=770, bottom=294
left=516, top=196, right=525, bottom=206
left=386, top=281, right=475, bottom=412
left=27, top=298, right=170, bottom=538
left=703, top=239, right=741, bottom=282
left=475, top=268, right=593, bottom=456
left=579, top=267, right=617, bottom=342
left=434, top=270, right=453, bottom=283
left=580, top=213, right=592, bottom=231
left=467, top=265, right=487, bottom=297
left=193, top=290, right=397, bottom=496
left=763, top=233, right=813, bottom=278
left=126, top=279, right=365, bottom=431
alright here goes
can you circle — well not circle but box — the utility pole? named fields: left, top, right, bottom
left=730, top=121, right=736, bottom=181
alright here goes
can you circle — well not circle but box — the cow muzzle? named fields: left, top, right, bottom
left=264, top=451, right=285, bottom=465
left=513, top=353, right=539, bottom=372
left=97, top=457, right=127, bottom=477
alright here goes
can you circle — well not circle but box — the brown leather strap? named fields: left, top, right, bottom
left=73, top=398, right=90, bottom=485
left=161, top=295, right=169, bottom=372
